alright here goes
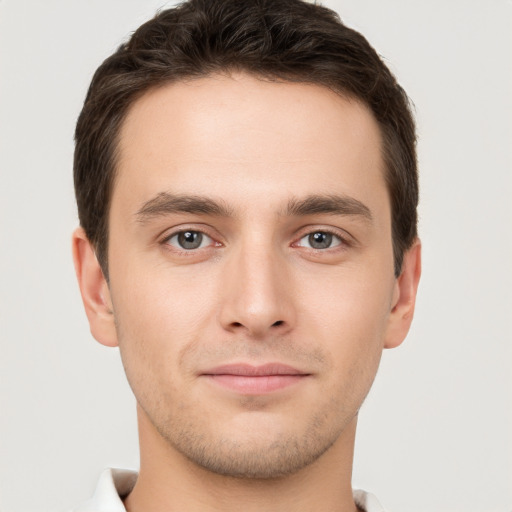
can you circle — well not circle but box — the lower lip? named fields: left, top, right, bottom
left=205, top=374, right=308, bottom=394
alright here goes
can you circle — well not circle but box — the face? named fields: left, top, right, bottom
left=85, top=73, right=415, bottom=478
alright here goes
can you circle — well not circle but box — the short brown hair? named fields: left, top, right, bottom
left=74, top=0, right=418, bottom=278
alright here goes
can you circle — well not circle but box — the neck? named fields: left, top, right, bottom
left=124, top=404, right=360, bottom=512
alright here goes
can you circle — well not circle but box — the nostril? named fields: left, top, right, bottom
left=272, top=320, right=284, bottom=327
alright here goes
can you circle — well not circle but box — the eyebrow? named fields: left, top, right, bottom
left=285, top=194, right=373, bottom=222
left=135, top=192, right=234, bottom=223
left=135, top=192, right=372, bottom=223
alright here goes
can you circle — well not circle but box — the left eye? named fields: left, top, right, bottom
left=166, top=230, right=213, bottom=250
left=297, top=231, right=342, bottom=250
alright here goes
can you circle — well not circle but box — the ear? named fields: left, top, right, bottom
left=384, top=239, right=422, bottom=349
left=72, top=227, right=118, bottom=347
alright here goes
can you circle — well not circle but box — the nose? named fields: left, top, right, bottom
left=218, top=239, right=296, bottom=339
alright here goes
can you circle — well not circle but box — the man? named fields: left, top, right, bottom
left=71, top=0, right=421, bottom=510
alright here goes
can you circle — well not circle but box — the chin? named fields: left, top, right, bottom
left=175, top=433, right=335, bottom=479
left=154, top=405, right=351, bottom=480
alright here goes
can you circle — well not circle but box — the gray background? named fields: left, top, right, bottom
left=0, top=1, right=511, bottom=511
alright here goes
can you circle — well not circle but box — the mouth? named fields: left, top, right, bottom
left=201, top=363, right=311, bottom=394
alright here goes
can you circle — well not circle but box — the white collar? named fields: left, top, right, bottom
left=72, top=468, right=387, bottom=512
left=72, top=468, right=137, bottom=511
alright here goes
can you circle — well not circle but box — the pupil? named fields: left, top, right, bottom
left=309, top=232, right=332, bottom=249
left=178, top=231, right=202, bottom=249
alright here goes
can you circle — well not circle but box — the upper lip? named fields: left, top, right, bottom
left=202, top=363, right=309, bottom=376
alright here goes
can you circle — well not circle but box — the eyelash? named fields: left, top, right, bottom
left=293, top=228, right=350, bottom=251
left=159, top=227, right=352, bottom=254
left=160, top=227, right=221, bottom=254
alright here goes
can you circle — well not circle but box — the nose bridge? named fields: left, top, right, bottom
left=219, top=232, right=293, bottom=336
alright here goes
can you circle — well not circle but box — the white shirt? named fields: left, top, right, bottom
left=72, top=468, right=387, bottom=512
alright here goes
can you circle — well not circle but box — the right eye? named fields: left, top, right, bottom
left=165, top=230, right=214, bottom=250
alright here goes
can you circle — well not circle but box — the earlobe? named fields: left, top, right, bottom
left=384, top=239, right=422, bottom=349
left=72, top=227, right=118, bottom=347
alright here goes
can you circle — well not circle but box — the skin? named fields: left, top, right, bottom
left=73, top=73, right=421, bottom=512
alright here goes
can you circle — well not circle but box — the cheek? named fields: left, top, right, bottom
left=298, top=264, right=393, bottom=386
left=108, top=262, right=219, bottom=395
left=301, top=264, right=393, bottom=341
left=111, top=255, right=217, bottom=335
left=112, top=261, right=234, bottom=369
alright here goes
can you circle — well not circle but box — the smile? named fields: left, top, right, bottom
left=201, top=363, right=311, bottom=394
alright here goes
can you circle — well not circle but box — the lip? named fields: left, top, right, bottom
left=201, top=363, right=310, bottom=394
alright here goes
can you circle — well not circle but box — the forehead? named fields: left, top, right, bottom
left=114, top=73, right=387, bottom=217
